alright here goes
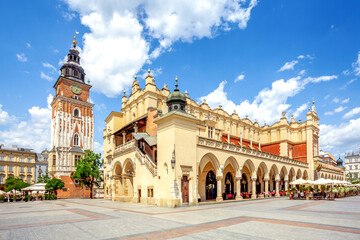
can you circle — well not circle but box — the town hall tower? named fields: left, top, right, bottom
left=48, top=35, right=94, bottom=198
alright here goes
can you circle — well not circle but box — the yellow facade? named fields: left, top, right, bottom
left=0, top=145, right=36, bottom=190
left=103, top=73, right=345, bottom=207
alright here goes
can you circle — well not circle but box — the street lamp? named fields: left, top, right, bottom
left=171, top=147, right=175, bottom=169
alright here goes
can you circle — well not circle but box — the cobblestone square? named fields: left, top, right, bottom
left=0, top=196, right=359, bottom=240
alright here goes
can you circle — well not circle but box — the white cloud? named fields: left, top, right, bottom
left=297, top=54, right=314, bottom=60
left=343, top=107, right=360, bottom=119
left=332, top=97, right=339, bottom=103
left=278, top=60, right=298, bottom=72
left=324, top=111, right=334, bottom=116
left=324, top=94, right=330, bottom=100
left=199, top=73, right=336, bottom=124
left=299, top=69, right=306, bottom=76
left=293, top=103, right=308, bottom=119
left=26, top=42, right=31, bottom=48
left=234, top=74, right=245, bottom=83
left=0, top=104, right=15, bottom=125
left=341, top=98, right=350, bottom=104
left=40, top=72, right=54, bottom=81
left=0, top=95, right=53, bottom=152
left=94, top=141, right=104, bottom=154
left=16, top=53, right=27, bottom=62
left=304, top=75, right=337, bottom=84
left=320, top=117, right=360, bottom=150
left=42, top=62, right=57, bottom=73
left=341, top=78, right=357, bottom=90
left=352, top=51, right=360, bottom=76
left=62, top=11, right=76, bottom=21
left=334, top=106, right=346, bottom=113
left=140, top=67, right=163, bottom=79
left=64, top=0, right=258, bottom=97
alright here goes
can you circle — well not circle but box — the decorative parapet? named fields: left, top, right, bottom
left=314, top=160, right=344, bottom=174
left=114, top=139, right=136, bottom=156
left=197, top=136, right=308, bottom=168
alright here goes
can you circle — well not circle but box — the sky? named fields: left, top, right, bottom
left=0, top=0, right=360, bottom=159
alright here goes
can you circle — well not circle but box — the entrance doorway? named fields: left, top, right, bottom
left=181, top=176, right=189, bottom=203
left=205, top=170, right=217, bottom=200
left=138, top=189, right=141, bottom=203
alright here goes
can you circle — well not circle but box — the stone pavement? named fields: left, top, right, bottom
left=0, top=196, right=359, bottom=240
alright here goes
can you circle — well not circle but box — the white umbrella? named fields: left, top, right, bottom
left=313, top=178, right=333, bottom=185
left=304, top=180, right=315, bottom=185
left=290, top=178, right=307, bottom=185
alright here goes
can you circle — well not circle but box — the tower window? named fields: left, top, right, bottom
left=73, top=108, right=80, bottom=117
left=65, top=68, right=69, bottom=75
left=74, top=95, right=78, bottom=100
left=73, top=134, right=79, bottom=146
left=74, top=70, right=78, bottom=77
left=74, top=155, right=81, bottom=166
left=52, top=155, right=56, bottom=166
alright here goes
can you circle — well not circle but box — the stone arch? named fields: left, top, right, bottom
left=256, top=162, right=268, bottom=193
left=224, top=156, right=240, bottom=173
left=223, top=156, right=238, bottom=197
left=289, top=167, right=296, bottom=182
left=302, top=170, right=308, bottom=180
left=113, top=161, right=122, bottom=176
left=123, top=158, right=135, bottom=175
left=198, top=153, right=220, bottom=201
left=199, top=153, right=220, bottom=175
left=269, top=164, right=279, bottom=192
left=296, top=169, right=302, bottom=179
left=123, top=158, right=135, bottom=199
left=279, top=166, right=288, bottom=191
left=242, top=159, right=256, bottom=194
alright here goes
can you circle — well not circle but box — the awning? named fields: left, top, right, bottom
left=132, top=133, right=157, bottom=147
left=22, top=183, right=47, bottom=192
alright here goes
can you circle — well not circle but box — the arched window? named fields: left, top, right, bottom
left=205, top=170, right=217, bottom=200
left=73, top=108, right=80, bottom=117
left=73, top=134, right=79, bottom=146
left=74, top=70, right=78, bottom=77
left=65, top=68, right=69, bottom=75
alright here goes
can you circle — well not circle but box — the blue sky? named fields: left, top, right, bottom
left=0, top=0, right=360, bottom=158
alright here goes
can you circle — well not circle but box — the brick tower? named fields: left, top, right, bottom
left=48, top=34, right=94, bottom=198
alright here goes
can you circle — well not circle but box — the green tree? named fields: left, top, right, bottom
left=72, top=150, right=103, bottom=199
left=346, top=172, right=360, bottom=184
left=45, top=178, right=65, bottom=195
left=37, top=175, right=51, bottom=183
left=5, top=176, right=30, bottom=195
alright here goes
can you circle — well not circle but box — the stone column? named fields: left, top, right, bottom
left=251, top=177, right=257, bottom=199
left=264, top=178, right=269, bottom=197
left=235, top=176, right=242, bottom=200
left=216, top=176, right=223, bottom=202
left=284, top=175, right=289, bottom=192
left=275, top=176, right=280, bottom=197
left=122, top=132, right=126, bottom=144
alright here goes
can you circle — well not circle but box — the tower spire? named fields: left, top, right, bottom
left=72, top=31, right=79, bottom=48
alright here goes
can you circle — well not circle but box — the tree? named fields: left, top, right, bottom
left=45, top=178, right=65, bottom=195
left=5, top=176, right=30, bottom=195
left=72, top=150, right=103, bottom=199
left=37, top=175, right=51, bottom=183
left=346, top=172, right=360, bottom=184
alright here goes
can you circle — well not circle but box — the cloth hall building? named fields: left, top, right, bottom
left=103, top=72, right=345, bottom=207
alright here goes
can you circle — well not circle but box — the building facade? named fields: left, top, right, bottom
left=35, top=150, right=50, bottom=183
left=48, top=36, right=94, bottom=198
left=0, top=144, right=36, bottom=190
left=345, top=150, right=360, bottom=179
left=103, top=73, right=345, bottom=207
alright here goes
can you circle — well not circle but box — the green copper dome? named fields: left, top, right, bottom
left=166, top=77, right=187, bottom=112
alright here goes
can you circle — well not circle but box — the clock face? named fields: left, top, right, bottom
left=56, top=85, right=60, bottom=95
left=71, top=85, right=82, bottom=95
